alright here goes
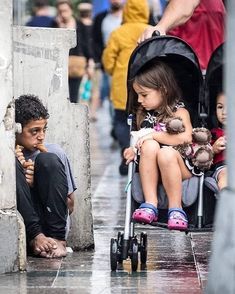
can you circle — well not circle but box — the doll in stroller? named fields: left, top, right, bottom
left=110, top=36, right=223, bottom=271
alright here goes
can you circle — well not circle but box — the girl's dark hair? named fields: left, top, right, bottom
left=15, top=94, right=49, bottom=127
left=131, top=59, right=182, bottom=129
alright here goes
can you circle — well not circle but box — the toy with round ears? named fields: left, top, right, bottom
left=166, top=117, right=213, bottom=171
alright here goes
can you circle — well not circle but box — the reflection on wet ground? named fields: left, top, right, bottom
left=0, top=102, right=213, bottom=293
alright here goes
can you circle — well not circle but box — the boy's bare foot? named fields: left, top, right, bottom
left=30, top=233, right=57, bottom=256
left=43, top=239, right=67, bottom=258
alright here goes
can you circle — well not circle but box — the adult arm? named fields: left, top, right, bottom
left=138, top=0, right=201, bottom=43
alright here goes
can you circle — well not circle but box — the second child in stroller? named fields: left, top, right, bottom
left=124, top=59, right=198, bottom=231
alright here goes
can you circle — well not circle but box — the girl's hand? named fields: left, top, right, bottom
left=24, top=159, right=34, bottom=187
left=136, top=133, right=154, bottom=150
left=213, top=136, right=226, bottom=154
left=123, top=147, right=135, bottom=164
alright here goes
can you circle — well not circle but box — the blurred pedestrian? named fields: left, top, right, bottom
left=148, top=0, right=163, bottom=25
left=76, top=2, right=99, bottom=121
left=92, top=0, right=124, bottom=103
left=26, top=0, right=54, bottom=27
left=92, top=0, right=124, bottom=71
left=102, top=0, right=150, bottom=175
left=138, top=0, right=225, bottom=71
left=92, top=0, right=124, bottom=138
left=53, top=0, right=86, bottom=103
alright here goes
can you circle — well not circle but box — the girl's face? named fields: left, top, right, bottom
left=133, top=82, right=163, bottom=111
left=216, top=93, right=226, bottom=126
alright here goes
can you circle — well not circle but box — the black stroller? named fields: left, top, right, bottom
left=110, top=36, right=223, bottom=271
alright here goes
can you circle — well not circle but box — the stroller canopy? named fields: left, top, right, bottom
left=126, top=36, right=203, bottom=126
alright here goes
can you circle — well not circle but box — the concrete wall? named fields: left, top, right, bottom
left=13, top=26, right=94, bottom=250
left=0, top=0, right=15, bottom=209
left=0, top=0, right=21, bottom=274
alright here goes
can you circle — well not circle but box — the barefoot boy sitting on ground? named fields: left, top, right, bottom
left=15, top=94, right=76, bottom=258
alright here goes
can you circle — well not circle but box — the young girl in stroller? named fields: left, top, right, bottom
left=123, top=59, right=197, bottom=231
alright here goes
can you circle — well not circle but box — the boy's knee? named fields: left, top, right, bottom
left=35, top=153, right=62, bottom=171
left=158, top=147, right=177, bottom=166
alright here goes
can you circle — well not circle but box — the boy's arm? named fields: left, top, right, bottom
left=67, top=192, right=75, bottom=215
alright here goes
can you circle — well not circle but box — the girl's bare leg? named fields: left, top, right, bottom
left=157, top=147, right=192, bottom=209
left=139, top=140, right=160, bottom=207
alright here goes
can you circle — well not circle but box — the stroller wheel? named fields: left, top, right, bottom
left=117, top=232, right=123, bottom=263
left=110, top=238, right=118, bottom=271
left=131, top=239, right=139, bottom=272
left=140, top=232, right=148, bottom=264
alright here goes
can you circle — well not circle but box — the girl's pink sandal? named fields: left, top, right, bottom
left=132, top=203, right=158, bottom=224
left=168, top=208, right=188, bottom=231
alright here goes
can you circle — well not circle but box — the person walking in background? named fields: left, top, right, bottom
left=102, top=0, right=150, bottom=176
left=138, top=0, right=225, bottom=71
left=76, top=2, right=93, bottom=67
left=53, top=0, right=86, bottom=103
left=92, top=0, right=124, bottom=73
left=148, top=0, right=164, bottom=25
left=26, top=0, right=54, bottom=27
left=76, top=2, right=98, bottom=121
left=92, top=0, right=124, bottom=139
left=92, top=0, right=124, bottom=105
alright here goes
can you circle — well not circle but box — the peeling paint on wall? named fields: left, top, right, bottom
left=3, top=101, right=14, bottom=131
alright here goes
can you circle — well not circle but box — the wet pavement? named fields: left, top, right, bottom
left=0, top=102, right=213, bottom=293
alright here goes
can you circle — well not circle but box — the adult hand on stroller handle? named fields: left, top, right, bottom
left=137, top=26, right=164, bottom=44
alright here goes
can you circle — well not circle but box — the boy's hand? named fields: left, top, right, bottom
left=213, top=136, right=226, bottom=154
left=15, top=145, right=26, bottom=166
left=24, top=159, right=35, bottom=187
left=136, top=133, right=154, bottom=150
left=123, top=147, right=135, bottom=164
left=15, top=145, right=35, bottom=187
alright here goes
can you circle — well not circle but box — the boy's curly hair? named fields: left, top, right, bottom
left=15, top=94, right=49, bottom=127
